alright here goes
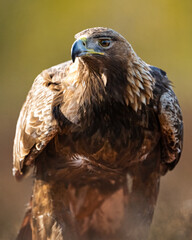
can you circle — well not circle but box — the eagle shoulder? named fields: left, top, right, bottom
left=13, top=61, right=71, bottom=179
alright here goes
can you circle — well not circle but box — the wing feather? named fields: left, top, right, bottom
left=158, top=87, right=183, bottom=173
left=13, top=62, right=71, bottom=179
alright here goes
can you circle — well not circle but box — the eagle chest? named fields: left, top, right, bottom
left=49, top=104, right=160, bottom=176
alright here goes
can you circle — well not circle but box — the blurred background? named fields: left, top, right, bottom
left=0, top=0, right=191, bottom=239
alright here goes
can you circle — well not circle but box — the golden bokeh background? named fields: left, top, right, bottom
left=0, top=0, right=191, bottom=239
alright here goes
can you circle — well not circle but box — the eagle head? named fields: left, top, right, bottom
left=71, top=27, right=129, bottom=64
left=70, top=27, right=154, bottom=112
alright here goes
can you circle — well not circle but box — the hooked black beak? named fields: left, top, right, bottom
left=71, top=39, right=87, bottom=63
left=71, top=39, right=104, bottom=63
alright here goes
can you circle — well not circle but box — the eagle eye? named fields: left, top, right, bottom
left=98, top=39, right=111, bottom=48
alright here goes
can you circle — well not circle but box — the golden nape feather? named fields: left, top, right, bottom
left=13, top=27, right=183, bottom=240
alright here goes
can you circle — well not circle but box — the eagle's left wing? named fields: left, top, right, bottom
left=151, top=67, right=183, bottom=174
left=158, top=87, right=183, bottom=173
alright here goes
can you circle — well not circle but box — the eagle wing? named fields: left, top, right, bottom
left=151, top=67, right=184, bottom=174
left=158, top=87, right=183, bottom=173
left=13, top=62, right=71, bottom=179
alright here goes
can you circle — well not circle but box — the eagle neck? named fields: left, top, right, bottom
left=124, top=50, right=155, bottom=112
left=77, top=60, right=107, bottom=107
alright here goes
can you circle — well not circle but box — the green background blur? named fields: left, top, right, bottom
left=0, top=0, right=192, bottom=239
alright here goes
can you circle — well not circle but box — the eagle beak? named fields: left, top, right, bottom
left=71, top=38, right=104, bottom=62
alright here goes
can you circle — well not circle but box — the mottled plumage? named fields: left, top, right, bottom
left=13, top=27, right=183, bottom=240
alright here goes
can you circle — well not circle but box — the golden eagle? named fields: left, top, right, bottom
left=13, top=27, right=183, bottom=240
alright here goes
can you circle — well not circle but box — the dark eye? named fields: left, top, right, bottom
left=98, top=39, right=111, bottom=48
